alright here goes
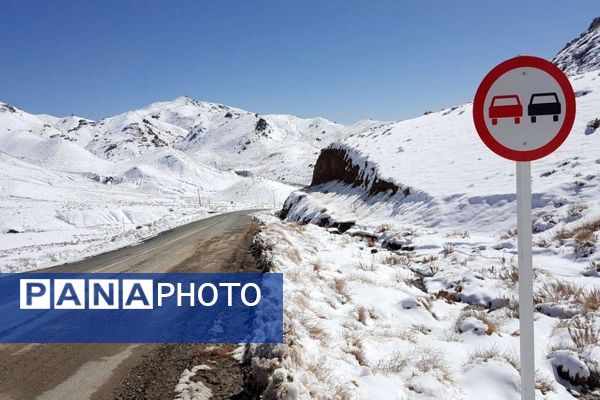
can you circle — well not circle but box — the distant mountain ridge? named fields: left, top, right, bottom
left=0, top=96, right=380, bottom=185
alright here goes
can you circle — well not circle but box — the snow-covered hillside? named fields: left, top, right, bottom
left=0, top=95, right=366, bottom=270
left=255, top=17, right=600, bottom=400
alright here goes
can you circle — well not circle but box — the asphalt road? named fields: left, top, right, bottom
left=0, top=210, right=261, bottom=400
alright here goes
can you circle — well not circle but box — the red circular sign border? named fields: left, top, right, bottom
left=473, top=55, right=576, bottom=161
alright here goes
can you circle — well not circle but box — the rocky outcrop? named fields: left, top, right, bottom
left=553, top=16, right=600, bottom=75
left=311, top=145, right=401, bottom=195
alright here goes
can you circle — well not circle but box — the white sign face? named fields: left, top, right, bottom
left=483, top=67, right=565, bottom=151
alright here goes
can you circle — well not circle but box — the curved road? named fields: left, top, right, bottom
left=0, top=210, right=260, bottom=400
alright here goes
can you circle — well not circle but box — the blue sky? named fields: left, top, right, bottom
left=0, top=1, right=597, bottom=123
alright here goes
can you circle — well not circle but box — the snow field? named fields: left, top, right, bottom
left=249, top=210, right=600, bottom=399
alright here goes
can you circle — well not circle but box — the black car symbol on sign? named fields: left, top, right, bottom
left=528, top=93, right=561, bottom=123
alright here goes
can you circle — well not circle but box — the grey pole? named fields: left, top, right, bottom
left=517, top=161, right=535, bottom=400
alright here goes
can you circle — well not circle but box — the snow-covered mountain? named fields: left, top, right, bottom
left=0, top=94, right=374, bottom=270
left=553, top=16, right=600, bottom=75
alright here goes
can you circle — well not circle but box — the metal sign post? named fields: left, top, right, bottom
left=473, top=56, right=576, bottom=400
left=516, top=161, right=534, bottom=399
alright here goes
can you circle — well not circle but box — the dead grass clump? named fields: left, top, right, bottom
left=356, top=306, right=369, bottom=325
left=286, top=247, right=302, bottom=264
left=568, top=317, right=600, bottom=351
left=568, top=203, right=588, bottom=218
left=500, top=228, right=518, bottom=240
left=535, top=281, right=583, bottom=304
left=455, top=308, right=498, bottom=335
left=358, top=261, right=376, bottom=272
left=419, top=255, right=438, bottom=264
left=375, top=347, right=451, bottom=382
left=584, top=260, right=600, bottom=276
left=578, top=217, right=600, bottom=233
left=497, top=297, right=519, bottom=318
left=306, top=323, right=330, bottom=342
left=381, top=253, right=411, bottom=266
left=334, top=278, right=351, bottom=303
left=376, top=224, right=391, bottom=233
left=311, top=260, right=324, bottom=272
left=412, top=323, right=432, bottom=335
left=449, top=255, right=467, bottom=266
left=497, top=263, right=519, bottom=284
left=553, top=228, right=571, bottom=244
left=554, top=217, right=600, bottom=247
left=468, top=347, right=520, bottom=371
left=436, top=290, right=460, bottom=303
left=347, top=347, right=367, bottom=367
left=575, top=288, right=600, bottom=313
left=441, top=244, right=455, bottom=257
left=307, top=363, right=355, bottom=400
left=446, top=229, right=470, bottom=238
left=535, top=372, right=556, bottom=395
left=286, top=222, right=305, bottom=233
left=574, top=228, right=597, bottom=256
left=535, top=237, right=551, bottom=248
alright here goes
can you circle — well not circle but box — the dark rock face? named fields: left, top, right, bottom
left=589, top=16, right=600, bottom=31
left=311, top=147, right=399, bottom=195
left=255, top=118, right=268, bottom=132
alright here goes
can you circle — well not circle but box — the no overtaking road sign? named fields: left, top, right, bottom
left=473, top=55, right=576, bottom=400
